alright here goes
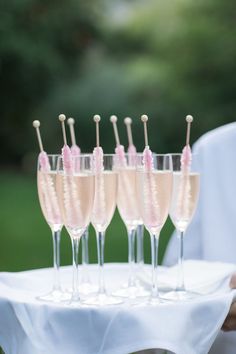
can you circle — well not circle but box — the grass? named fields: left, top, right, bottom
left=0, top=172, right=174, bottom=272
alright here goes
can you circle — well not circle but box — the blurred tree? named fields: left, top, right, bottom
left=37, top=0, right=236, bottom=156
left=102, top=0, right=236, bottom=151
left=0, top=0, right=102, bottom=166
left=1, top=0, right=236, bottom=166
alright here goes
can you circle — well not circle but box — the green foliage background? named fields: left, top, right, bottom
left=0, top=0, right=235, bottom=271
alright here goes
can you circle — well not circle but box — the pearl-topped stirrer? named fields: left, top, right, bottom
left=59, top=114, right=67, bottom=146
left=124, top=117, right=134, bottom=147
left=67, top=118, right=77, bottom=147
left=141, top=114, right=153, bottom=170
left=92, top=115, right=104, bottom=222
left=94, top=114, right=101, bottom=148
left=32, top=120, right=50, bottom=171
left=33, top=119, right=62, bottom=224
left=32, top=120, right=44, bottom=152
left=110, top=115, right=120, bottom=146
left=58, top=113, right=73, bottom=174
left=110, top=115, right=127, bottom=167
left=67, top=117, right=81, bottom=172
left=93, top=114, right=104, bottom=173
left=67, top=117, right=81, bottom=154
left=181, top=115, right=194, bottom=172
left=93, top=115, right=103, bottom=170
left=185, top=115, right=193, bottom=147
left=141, top=114, right=149, bottom=147
left=124, top=117, right=137, bottom=163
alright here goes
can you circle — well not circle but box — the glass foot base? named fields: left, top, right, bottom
left=134, top=295, right=166, bottom=307
left=162, top=289, right=202, bottom=301
left=36, top=289, right=71, bottom=303
left=79, top=282, right=98, bottom=296
left=113, top=284, right=150, bottom=299
left=66, top=294, right=82, bottom=307
left=83, top=293, right=123, bottom=306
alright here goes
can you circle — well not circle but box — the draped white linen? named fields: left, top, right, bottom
left=0, top=262, right=235, bottom=354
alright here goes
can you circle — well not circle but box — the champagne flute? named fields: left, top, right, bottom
left=110, top=116, right=146, bottom=295
left=123, top=117, right=145, bottom=270
left=167, top=153, right=200, bottom=300
left=67, top=118, right=94, bottom=294
left=37, top=154, right=69, bottom=302
left=85, top=154, right=122, bottom=305
left=56, top=154, right=95, bottom=305
left=114, top=153, right=149, bottom=298
left=136, top=154, right=173, bottom=304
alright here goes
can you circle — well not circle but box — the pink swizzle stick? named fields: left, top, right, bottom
left=92, top=115, right=106, bottom=225
left=58, top=114, right=73, bottom=175
left=32, top=120, right=61, bottom=225
left=67, top=117, right=81, bottom=173
left=67, top=117, right=81, bottom=156
left=110, top=115, right=127, bottom=168
left=32, top=120, right=50, bottom=172
left=141, top=115, right=153, bottom=171
left=176, top=115, right=194, bottom=221
left=181, top=115, right=193, bottom=173
left=140, top=114, right=160, bottom=225
left=59, top=114, right=81, bottom=228
left=124, top=117, right=137, bottom=166
left=93, top=115, right=104, bottom=172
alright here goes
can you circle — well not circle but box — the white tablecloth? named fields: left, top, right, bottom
left=0, top=261, right=235, bottom=354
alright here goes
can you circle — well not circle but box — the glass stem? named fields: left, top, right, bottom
left=52, top=229, right=61, bottom=292
left=71, top=237, right=80, bottom=301
left=81, top=228, right=89, bottom=283
left=150, top=232, right=160, bottom=298
left=177, top=231, right=185, bottom=292
left=96, top=231, right=106, bottom=295
left=136, top=223, right=144, bottom=266
left=127, top=227, right=136, bottom=288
